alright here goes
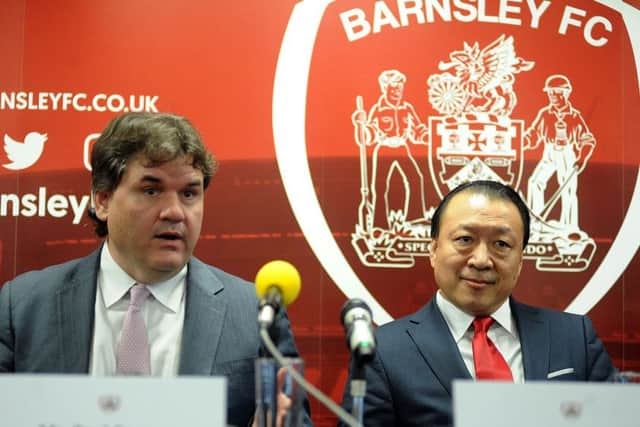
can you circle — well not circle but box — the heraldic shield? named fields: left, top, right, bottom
left=427, top=113, right=525, bottom=199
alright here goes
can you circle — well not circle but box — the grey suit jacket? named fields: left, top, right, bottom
left=0, top=247, right=312, bottom=427
left=340, top=297, right=616, bottom=427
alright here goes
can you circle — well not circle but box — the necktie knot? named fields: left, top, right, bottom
left=128, top=284, right=149, bottom=310
left=473, top=316, right=494, bottom=334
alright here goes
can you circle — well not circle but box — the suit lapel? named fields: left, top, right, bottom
left=57, top=249, right=100, bottom=373
left=512, top=299, right=549, bottom=380
left=406, top=299, right=471, bottom=396
left=179, top=258, right=226, bottom=375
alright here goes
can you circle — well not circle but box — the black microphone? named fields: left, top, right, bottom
left=255, top=260, right=301, bottom=328
left=341, top=298, right=376, bottom=363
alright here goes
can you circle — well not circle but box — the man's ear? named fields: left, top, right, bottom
left=428, top=239, right=438, bottom=268
left=92, top=191, right=111, bottom=221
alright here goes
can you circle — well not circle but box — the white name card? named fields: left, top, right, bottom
left=0, top=374, right=226, bottom=427
left=454, top=380, right=640, bottom=427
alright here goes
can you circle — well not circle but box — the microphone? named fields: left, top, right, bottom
left=255, top=260, right=301, bottom=328
left=341, top=298, right=376, bottom=363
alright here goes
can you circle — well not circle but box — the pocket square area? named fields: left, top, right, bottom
left=547, top=368, right=575, bottom=379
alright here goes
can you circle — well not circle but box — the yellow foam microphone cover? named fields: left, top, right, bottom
left=255, top=260, right=301, bottom=306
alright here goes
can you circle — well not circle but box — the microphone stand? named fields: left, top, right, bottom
left=259, top=326, right=362, bottom=427
left=349, top=357, right=367, bottom=426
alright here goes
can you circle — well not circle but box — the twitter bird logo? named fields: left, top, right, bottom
left=3, top=132, right=48, bottom=170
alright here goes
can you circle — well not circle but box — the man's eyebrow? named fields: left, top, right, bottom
left=454, top=223, right=515, bottom=235
left=138, top=176, right=202, bottom=187
left=140, top=175, right=161, bottom=183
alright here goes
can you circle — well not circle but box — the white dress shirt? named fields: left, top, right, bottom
left=89, top=244, right=187, bottom=377
left=435, top=290, right=524, bottom=383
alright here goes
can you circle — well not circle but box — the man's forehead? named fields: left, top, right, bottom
left=125, top=155, right=202, bottom=179
left=442, top=191, right=522, bottom=227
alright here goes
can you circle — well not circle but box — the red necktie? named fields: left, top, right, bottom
left=472, top=317, right=513, bottom=381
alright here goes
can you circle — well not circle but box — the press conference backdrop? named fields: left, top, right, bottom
left=1, top=1, right=639, bottom=425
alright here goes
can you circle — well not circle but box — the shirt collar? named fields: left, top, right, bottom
left=99, top=243, right=187, bottom=313
left=435, top=290, right=516, bottom=342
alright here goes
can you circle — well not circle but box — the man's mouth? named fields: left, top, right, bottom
left=156, top=232, right=183, bottom=241
left=461, top=277, right=497, bottom=286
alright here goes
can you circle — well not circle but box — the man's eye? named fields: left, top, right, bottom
left=496, top=240, right=511, bottom=249
left=455, top=236, right=472, bottom=244
left=183, top=190, right=200, bottom=199
left=143, top=188, right=158, bottom=196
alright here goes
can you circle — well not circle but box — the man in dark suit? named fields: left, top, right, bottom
left=341, top=180, right=616, bottom=427
left=0, top=112, right=312, bottom=427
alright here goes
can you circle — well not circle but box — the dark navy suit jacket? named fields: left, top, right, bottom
left=341, top=297, right=616, bottom=427
left=0, top=247, right=312, bottom=427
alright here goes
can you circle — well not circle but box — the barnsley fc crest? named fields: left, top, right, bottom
left=351, top=35, right=596, bottom=272
left=273, top=0, right=640, bottom=324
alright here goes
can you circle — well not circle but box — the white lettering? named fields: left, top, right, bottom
left=500, top=0, right=521, bottom=26
left=27, top=92, right=38, bottom=110
left=559, top=5, right=586, bottom=35
left=47, top=194, right=68, bottom=218
left=16, top=92, right=27, bottom=109
left=0, top=188, right=90, bottom=224
left=453, top=0, right=476, bottom=23
left=130, top=95, right=145, bottom=112
left=21, top=193, right=37, bottom=217
left=107, top=94, right=125, bottom=112
left=49, top=92, right=62, bottom=109
left=425, top=0, right=452, bottom=22
left=1, top=194, right=19, bottom=216
left=93, top=93, right=107, bottom=112
left=62, top=92, right=73, bottom=110
left=1, top=91, right=160, bottom=112
left=584, top=16, right=611, bottom=47
left=405, top=242, right=430, bottom=252
left=1, top=92, right=15, bottom=109
left=38, top=187, right=46, bottom=217
left=69, top=195, right=90, bottom=224
left=373, top=1, right=401, bottom=34
left=144, top=95, right=159, bottom=112
left=73, top=93, right=87, bottom=111
left=38, top=92, right=47, bottom=110
left=340, top=8, right=371, bottom=41
left=525, top=244, right=550, bottom=255
left=478, top=0, right=499, bottom=24
left=527, top=0, right=550, bottom=29
left=399, top=0, right=426, bottom=26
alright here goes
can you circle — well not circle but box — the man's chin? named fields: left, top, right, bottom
left=150, top=256, right=189, bottom=275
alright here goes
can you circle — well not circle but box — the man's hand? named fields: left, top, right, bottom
left=408, top=123, right=429, bottom=145
left=351, top=109, right=367, bottom=127
left=575, top=135, right=595, bottom=173
left=522, top=130, right=537, bottom=150
left=352, top=108, right=373, bottom=147
left=251, top=367, right=293, bottom=427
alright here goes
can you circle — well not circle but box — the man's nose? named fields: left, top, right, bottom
left=468, top=242, right=493, bottom=270
left=159, top=193, right=185, bottom=221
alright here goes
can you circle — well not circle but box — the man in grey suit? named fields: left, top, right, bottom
left=340, top=180, right=616, bottom=427
left=0, top=112, right=312, bottom=427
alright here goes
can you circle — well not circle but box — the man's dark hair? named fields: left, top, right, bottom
left=430, top=180, right=530, bottom=249
left=88, top=112, right=217, bottom=237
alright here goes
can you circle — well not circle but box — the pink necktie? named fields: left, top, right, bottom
left=472, top=317, right=513, bottom=381
left=116, top=284, right=151, bottom=375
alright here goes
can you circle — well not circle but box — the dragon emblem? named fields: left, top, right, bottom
left=428, top=34, right=534, bottom=117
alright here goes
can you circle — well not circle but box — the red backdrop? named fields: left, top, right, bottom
left=1, top=1, right=639, bottom=425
